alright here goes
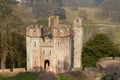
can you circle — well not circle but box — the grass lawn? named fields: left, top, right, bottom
left=0, top=73, right=39, bottom=80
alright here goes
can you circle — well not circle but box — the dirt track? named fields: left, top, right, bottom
left=38, top=72, right=56, bottom=80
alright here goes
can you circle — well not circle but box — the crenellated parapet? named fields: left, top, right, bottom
left=26, top=25, right=43, bottom=37
left=52, top=25, right=71, bottom=37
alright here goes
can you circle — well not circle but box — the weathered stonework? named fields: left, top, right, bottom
left=26, top=16, right=83, bottom=73
left=73, top=18, right=83, bottom=70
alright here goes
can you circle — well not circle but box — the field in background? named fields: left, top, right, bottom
left=13, top=6, right=120, bottom=48
left=64, top=7, right=111, bottom=23
left=14, top=7, right=112, bottom=24
left=13, top=6, right=37, bottom=24
left=64, top=7, right=120, bottom=47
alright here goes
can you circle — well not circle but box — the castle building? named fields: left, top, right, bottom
left=26, top=16, right=83, bottom=73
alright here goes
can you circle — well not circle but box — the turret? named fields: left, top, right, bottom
left=26, top=24, right=42, bottom=72
left=48, top=16, right=59, bottom=28
left=73, top=17, right=83, bottom=70
left=26, top=25, right=42, bottom=37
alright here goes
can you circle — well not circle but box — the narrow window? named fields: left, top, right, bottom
left=43, top=50, right=45, bottom=55
left=58, top=61, right=59, bottom=65
left=34, top=41, right=36, bottom=47
left=58, top=42, right=59, bottom=46
left=34, top=60, right=36, bottom=66
left=50, top=50, right=51, bottom=55
left=77, top=18, right=79, bottom=22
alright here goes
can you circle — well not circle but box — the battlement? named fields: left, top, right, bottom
left=52, top=25, right=71, bottom=37
left=26, top=25, right=43, bottom=37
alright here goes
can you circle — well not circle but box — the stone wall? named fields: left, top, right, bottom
left=97, top=57, right=120, bottom=79
left=0, top=68, right=26, bottom=73
left=26, top=25, right=41, bottom=72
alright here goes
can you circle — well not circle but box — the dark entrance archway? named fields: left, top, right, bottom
left=44, top=60, right=50, bottom=71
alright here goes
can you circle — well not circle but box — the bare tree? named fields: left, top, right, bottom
left=101, top=0, right=120, bottom=22
left=32, top=0, right=66, bottom=19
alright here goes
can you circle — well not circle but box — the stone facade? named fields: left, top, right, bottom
left=26, top=16, right=83, bottom=73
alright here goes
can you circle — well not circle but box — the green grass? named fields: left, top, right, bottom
left=57, top=75, right=74, bottom=80
left=64, top=7, right=120, bottom=47
left=0, top=73, right=39, bottom=80
left=64, top=7, right=112, bottom=24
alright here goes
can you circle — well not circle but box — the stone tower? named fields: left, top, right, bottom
left=26, top=25, right=42, bottom=72
left=52, top=26, right=71, bottom=72
left=73, top=17, right=83, bottom=70
left=48, top=16, right=59, bottom=28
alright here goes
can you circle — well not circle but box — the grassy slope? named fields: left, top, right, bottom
left=64, top=7, right=120, bottom=47
left=99, top=27, right=120, bottom=45
left=14, top=7, right=111, bottom=24
left=64, top=7, right=111, bottom=23
left=13, top=6, right=120, bottom=47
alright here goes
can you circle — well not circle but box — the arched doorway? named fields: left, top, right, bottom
left=44, top=60, right=50, bottom=71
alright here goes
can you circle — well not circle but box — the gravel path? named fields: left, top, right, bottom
left=38, top=72, right=56, bottom=80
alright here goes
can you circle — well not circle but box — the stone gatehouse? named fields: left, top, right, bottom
left=26, top=16, right=83, bottom=73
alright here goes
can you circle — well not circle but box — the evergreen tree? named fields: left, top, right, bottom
left=57, top=75, right=74, bottom=80
left=82, top=34, right=120, bottom=68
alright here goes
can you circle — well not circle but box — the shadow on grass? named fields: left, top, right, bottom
left=0, top=72, right=39, bottom=80
left=0, top=71, right=87, bottom=80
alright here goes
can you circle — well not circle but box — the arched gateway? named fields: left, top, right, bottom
left=44, top=60, right=50, bottom=71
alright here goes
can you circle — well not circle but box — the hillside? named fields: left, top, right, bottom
left=13, top=6, right=112, bottom=24
left=14, top=6, right=120, bottom=48
left=64, top=7, right=111, bottom=24
left=64, top=7, right=120, bottom=47
left=13, top=6, right=37, bottom=24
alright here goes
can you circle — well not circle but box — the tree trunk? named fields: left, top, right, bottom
left=1, top=31, right=8, bottom=69
left=1, top=50, right=7, bottom=69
